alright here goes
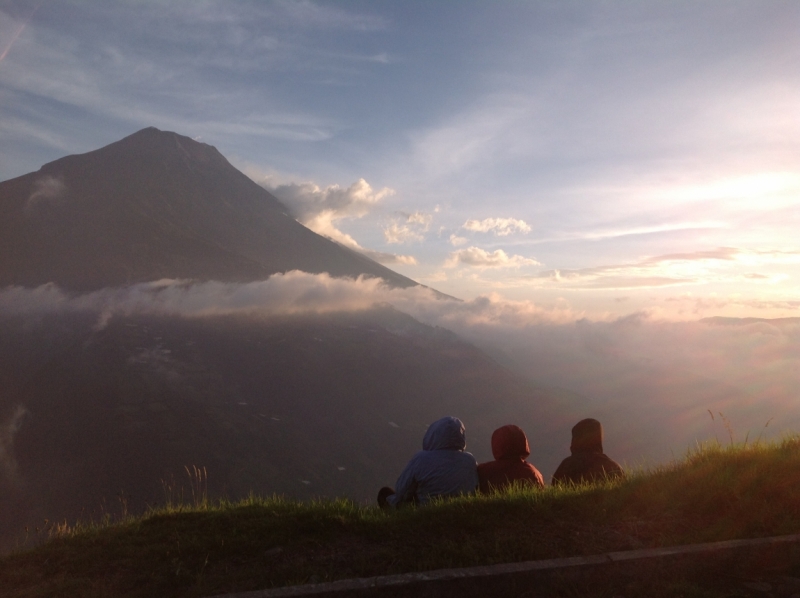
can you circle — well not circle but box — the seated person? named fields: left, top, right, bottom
left=378, top=416, right=478, bottom=508
left=477, top=424, right=544, bottom=493
left=551, top=418, right=624, bottom=485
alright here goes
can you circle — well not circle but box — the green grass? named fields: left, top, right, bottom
left=4, top=437, right=800, bottom=598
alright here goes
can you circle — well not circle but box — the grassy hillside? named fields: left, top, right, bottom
left=3, top=438, right=800, bottom=598
left=0, top=309, right=582, bottom=552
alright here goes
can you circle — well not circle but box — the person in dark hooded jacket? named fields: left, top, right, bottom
left=477, top=425, right=544, bottom=493
left=551, top=418, right=624, bottom=485
left=378, top=416, right=478, bottom=508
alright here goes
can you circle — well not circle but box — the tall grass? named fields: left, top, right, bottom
left=3, top=437, right=800, bottom=598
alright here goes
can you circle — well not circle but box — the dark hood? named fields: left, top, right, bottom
left=491, top=424, right=530, bottom=461
left=570, top=418, right=604, bottom=454
left=422, top=416, right=467, bottom=451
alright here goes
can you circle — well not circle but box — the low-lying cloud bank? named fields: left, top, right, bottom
left=2, top=272, right=798, bottom=465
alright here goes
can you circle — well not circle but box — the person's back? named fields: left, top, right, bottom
left=552, top=418, right=624, bottom=485
left=477, top=425, right=544, bottom=492
left=380, top=416, right=478, bottom=508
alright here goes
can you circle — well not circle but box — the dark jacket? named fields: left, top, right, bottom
left=477, top=425, right=544, bottom=492
left=386, top=416, right=478, bottom=507
left=552, top=418, right=624, bottom=485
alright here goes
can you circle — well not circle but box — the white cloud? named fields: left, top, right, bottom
left=266, top=178, right=394, bottom=222
left=361, top=249, right=418, bottom=266
left=525, top=247, right=800, bottom=290
left=0, top=275, right=578, bottom=326
left=384, top=222, right=423, bottom=244
left=3, top=274, right=800, bottom=474
left=406, top=211, right=433, bottom=227
left=449, top=234, right=467, bottom=246
left=445, top=247, right=540, bottom=269
left=25, top=175, right=66, bottom=213
left=462, top=217, right=531, bottom=236
left=265, top=178, right=415, bottom=265
left=383, top=211, right=432, bottom=245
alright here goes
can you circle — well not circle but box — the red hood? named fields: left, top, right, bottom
left=491, top=425, right=530, bottom=461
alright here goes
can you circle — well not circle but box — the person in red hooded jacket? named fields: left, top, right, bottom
left=477, top=424, right=545, bottom=493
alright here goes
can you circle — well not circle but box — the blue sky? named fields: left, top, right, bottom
left=1, top=0, right=799, bottom=319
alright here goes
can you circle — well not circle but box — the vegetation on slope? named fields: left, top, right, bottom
left=3, top=438, right=800, bottom=598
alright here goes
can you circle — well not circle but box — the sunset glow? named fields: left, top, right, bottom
left=1, top=1, right=798, bottom=320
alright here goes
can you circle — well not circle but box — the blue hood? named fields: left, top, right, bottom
left=422, top=416, right=466, bottom=451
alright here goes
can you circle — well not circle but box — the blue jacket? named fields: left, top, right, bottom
left=387, top=416, right=478, bottom=507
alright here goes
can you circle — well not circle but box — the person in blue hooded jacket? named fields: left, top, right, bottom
left=377, top=416, right=478, bottom=508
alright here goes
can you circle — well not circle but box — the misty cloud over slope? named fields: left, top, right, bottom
left=3, top=272, right=798, bottom=467
left=0, top=292, right=580, bottom=552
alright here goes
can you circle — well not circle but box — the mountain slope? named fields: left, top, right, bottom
left=0, top=128, right=586, bottom=555
left=0, top=308, right=582, bottom=552
left=0, top=127, right=417, bottom=291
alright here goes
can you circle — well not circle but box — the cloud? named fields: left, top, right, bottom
left=0, top=12, right=340, bottom=146
left=0, top=405, right=28, bottom=484
left=2, top=274, right=800, bottom=471
left=409, top=93, right=534, bottom=179
left=359, top=249, right=418, bottom=266
left=0, top=274, right=434, bottom=320
left=0, top=0, right=394, bottom=171
left=265, top=178, right=415, bottom=265
left=533, top=271, right=695, bottom=289
left=273, top=0, right=388, bottom=32
left=0, top=11, right=30, bottom=63
left=641, top=247, right=740, bottom=264
left=573, top=222, right=729, bottom=242
left=383, top=222, right=423, bottom=244
left=265, top=178, right=394, bottom=222
left=25, top=175, right=66, bottom=213
left=445, top=247, right=540, bottom=269
left=664, top=295, right=800, bottom=314
left=405, top=211, right=432, bottom=227
left=525, top=247, right=800, bottom=290
left=462, top=217, right=531, bottom=236
left=449, top=234, right=467, bottom=246
left=383, top=211, right=432, bottom=244
left=0, top=274, right=583, bottom=329
left=742, top=273, right=771, bottom=280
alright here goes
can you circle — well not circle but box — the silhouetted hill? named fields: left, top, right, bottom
left=0, top=127, right=417, bottom=291
left=0, top=308, right=583, bottom=552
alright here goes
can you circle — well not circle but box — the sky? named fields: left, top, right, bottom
left=1, top=0, right=799, bottom=320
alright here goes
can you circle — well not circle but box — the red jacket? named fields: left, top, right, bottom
left=477, top=425, right=544, bottom=492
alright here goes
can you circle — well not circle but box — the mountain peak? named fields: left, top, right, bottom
left=45, top=126, right=231, bottom=175
left=0, top=130, right=419, bottom=291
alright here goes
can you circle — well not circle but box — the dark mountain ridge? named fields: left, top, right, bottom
left=0, top=308, right=581, bottom=552
left=0, top=127, right=417, bottom=291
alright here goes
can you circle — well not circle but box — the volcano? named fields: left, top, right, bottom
left=0, top=127, right=417, bottom=291
left=0, top=129, right=582, bottom=554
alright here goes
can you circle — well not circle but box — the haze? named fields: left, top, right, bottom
left=2, top=277, right=798, bottom=468
left=1, top=1, right=799, bottom=318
